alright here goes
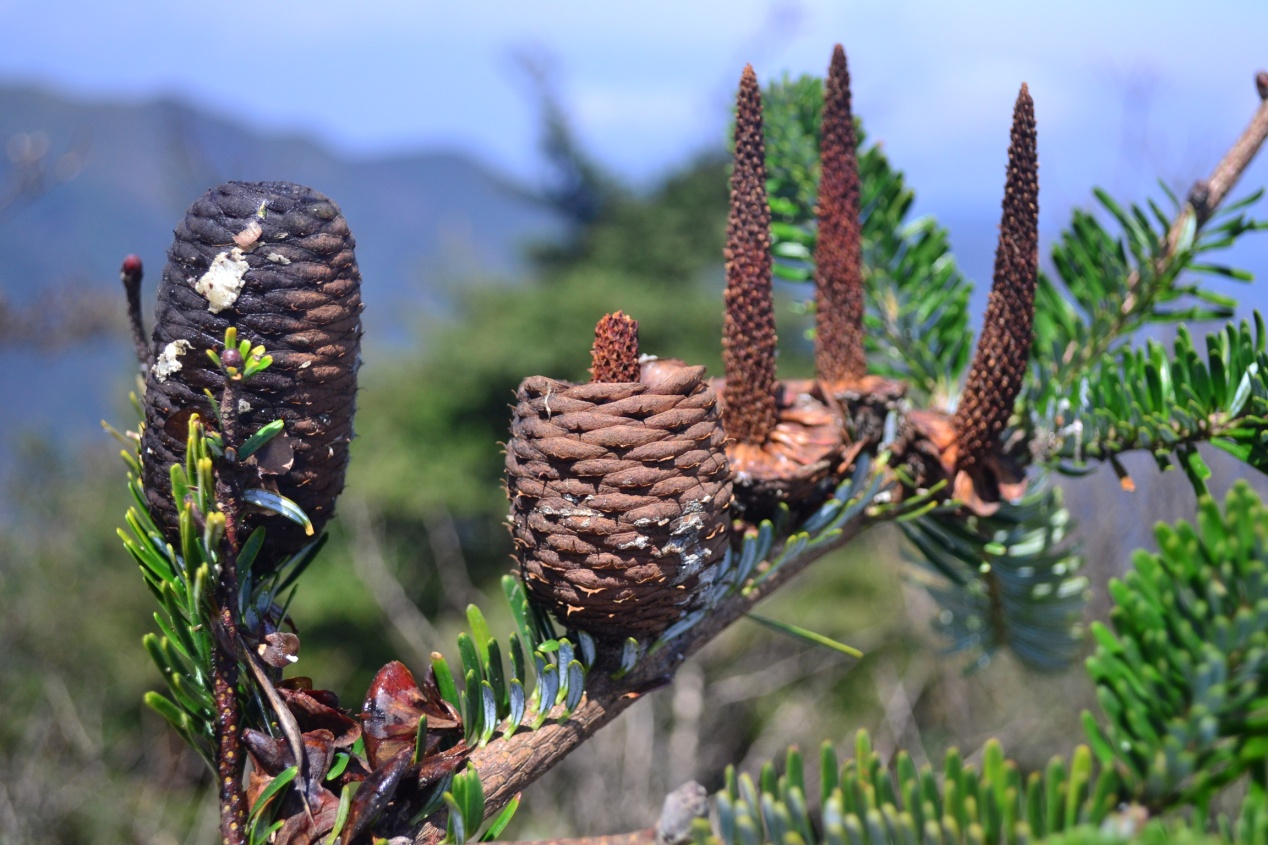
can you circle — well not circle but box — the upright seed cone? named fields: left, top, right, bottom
left=719, top=65, right=845, bottom=521
left=507, top=313, right=732, bottom=642
left=140, top=181, right=362, bottom=566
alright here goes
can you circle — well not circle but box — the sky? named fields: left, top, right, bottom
left=2, top=0, right=1267, bottom=279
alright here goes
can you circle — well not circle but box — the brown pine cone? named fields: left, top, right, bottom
left=507, top=359, right=733, bottom=642
left=140, top=181, right=362, bottom=567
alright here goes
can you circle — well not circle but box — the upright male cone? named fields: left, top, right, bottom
left=140, top=181, right=362, bottom=566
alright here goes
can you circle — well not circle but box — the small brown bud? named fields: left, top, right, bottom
left=220, top=348, right=244, bottom=370
left=590, top=311, right=641, bottom=383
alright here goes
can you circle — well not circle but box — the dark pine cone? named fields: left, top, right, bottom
left=140, top=181, right=362, bottom=567
left=507, top=360, right=733, bottom=642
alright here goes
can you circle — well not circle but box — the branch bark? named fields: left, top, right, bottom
left=412, top=506, right=874, bottom=844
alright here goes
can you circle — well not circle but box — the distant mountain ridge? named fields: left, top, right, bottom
left=0, top=83, right=565, bottom=340
left=0, top=84, right=565, bottom=495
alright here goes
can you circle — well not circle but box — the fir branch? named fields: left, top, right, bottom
left=411, top=475, right=885, bottom=845
left=1033, top=317, right=1268, bottom=495
left=901, top=481, right=1087, bottom=672
left=1084, top=481, right=1268, bottom=814
left=1035, top=72, right=1268, bottom=392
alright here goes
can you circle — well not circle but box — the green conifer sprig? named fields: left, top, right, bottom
left=116, top=332, right=324, bottom=773
left=697, top=730, right=1124, bottom=845
left=119, top=415, right=219, bottom=766
left=900, top=482, right=1087, bottom=672
left=1029, top=316, right=1268, bottom=495
left=696, top=729, right=1266, bottom=845
left=1083, top=481, right=1268, bottom=815
left=426, top=577, right=593, bottom=748
left=1030, top=188, right=1266, bottom=403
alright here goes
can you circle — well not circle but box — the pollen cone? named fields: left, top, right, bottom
left=815, top=44, right=867, bottom=387
left=720, top=65, right=845, bottom=521
left=507, top=313, right=732, bottom=642
left=950, top=84, right=1038, bottom=514
left=813, top=44, right=906, bottom=455
left=140, top=181, right=362, bottom=565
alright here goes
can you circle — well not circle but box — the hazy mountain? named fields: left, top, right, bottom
left=0, top=84, right=565, bottom=332
left=0, top=84, right=566, bottom=492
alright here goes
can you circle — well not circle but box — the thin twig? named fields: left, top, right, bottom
left=212, top=378, right=249, bottom=845
left=424, top=506, right=478, bottom=613
left=1170, top=70, right=1268, bottom=241
left=1061, top=73, right=1268, bottom=371
left=119, top=254, right=149, bottom=373
left=348, top=499, right=441, bottom=663
left=1119, top=72, right=1268, bottom=333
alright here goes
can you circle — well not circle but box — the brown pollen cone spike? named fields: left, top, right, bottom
left=719, top=64, right=844, bottom=521
left=813, top=44, right=906, bottom=454
left=815, top=44, right=867, bottom=387
left=507, top=314, right=733, bottom=643
left=140, top=181, right=362, bottom=567
left=949, top=83, right=1038, bottom=514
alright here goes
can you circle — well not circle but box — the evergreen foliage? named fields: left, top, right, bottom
left=101, top=48, right=1268, bottom=845
left=695, top=485, right=1268, bottom=845
left=758, top=70, right=1265, bottom=672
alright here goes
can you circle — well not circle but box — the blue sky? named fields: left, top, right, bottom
left=4, top=0, right=1267, bottom=281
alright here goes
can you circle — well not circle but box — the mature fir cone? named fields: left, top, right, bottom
left=507, top=314, right=732, bottom=642
left=140, top=181, right=362, bottom=565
